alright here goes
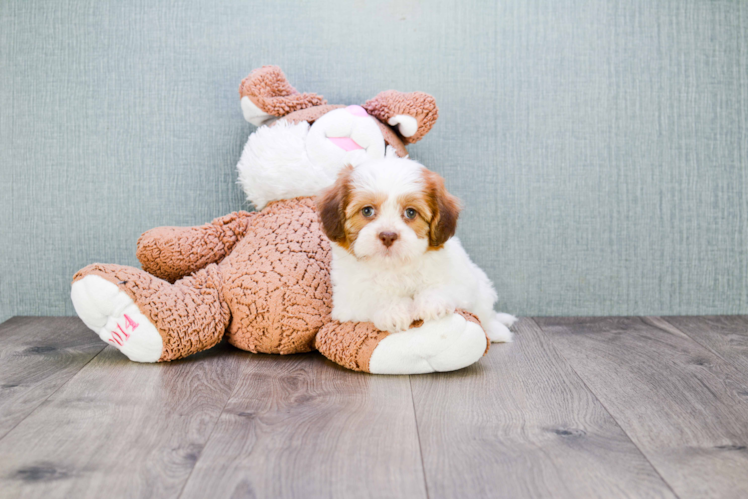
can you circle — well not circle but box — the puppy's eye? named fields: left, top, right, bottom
left=361, top=206, right=375, bottom=218
left=404, top=208, right=417, bottom=220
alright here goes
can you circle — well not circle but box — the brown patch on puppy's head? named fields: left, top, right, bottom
left=317, top=165, right=354, bottom=247
left=343, top=191, right=386, bottom=249
left=397, top=193, right=434, bottom=240
left=422, top=168, right=462, bottom=249
left=317, top=167, right=388, bottom=252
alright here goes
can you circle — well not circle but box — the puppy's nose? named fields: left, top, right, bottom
left=378, top=231, right=399, bottom=248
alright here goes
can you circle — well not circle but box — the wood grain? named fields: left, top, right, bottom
left=0, top=338, right=246, bottom=498
left=410, top=318, right=674, bottom=498
left=0, top=317, right=104, bottom=441
left=536, top=316, right=748, bottom=498
left=659, top=315, right=748, bottom=373
left=4, top=316, right=748, bottom=498
left=180, top=352, right=426, bottom=499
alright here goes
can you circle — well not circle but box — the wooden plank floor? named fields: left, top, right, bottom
left=0, top=316, right=747, bottom=498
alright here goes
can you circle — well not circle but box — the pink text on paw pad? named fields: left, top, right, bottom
left=108, top=314, right=139, bottom=346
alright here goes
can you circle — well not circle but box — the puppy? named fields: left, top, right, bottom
left=316, top=156, right=515, bottom=342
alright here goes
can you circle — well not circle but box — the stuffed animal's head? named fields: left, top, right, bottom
left=236, top=66, right=439, bottom=210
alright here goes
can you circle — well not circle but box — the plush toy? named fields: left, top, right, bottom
left=70, top=66, right=494, bottom=374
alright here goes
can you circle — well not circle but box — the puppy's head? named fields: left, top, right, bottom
left=317, top=158, right=461, bottom=262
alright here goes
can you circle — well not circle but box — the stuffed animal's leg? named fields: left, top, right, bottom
left=136, top=211, right=257, bottom=283
left=316, top=310, right=489, bottom=374
left=71, top=263, right=230, bottom=362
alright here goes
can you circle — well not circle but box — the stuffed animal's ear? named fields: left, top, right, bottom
left=239, top=66, right=326, bottom=126
left=363, top=91, right=438, bottom=144
left=423, top=168, right=461, bottom=248
left=316, top=165, right=354, bottom=245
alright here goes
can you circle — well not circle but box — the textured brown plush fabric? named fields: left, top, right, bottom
left=363, top=90, right=439, bottom=144
left=74, top=197, right=333, bottom=361
left=219, top=197, right=333, bottom=355
left=316, top=320, right=390, bottom=373
left=137, top=211, right=257, bottom=283
left=72, top=263, right=230, bottom=362
left=239, top=65, right=326, bottom=117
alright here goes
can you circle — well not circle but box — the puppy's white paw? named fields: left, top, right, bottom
left=486, top=313, right=514, bottom=343
left=373, top=301, right=414, bottom=332
left=71, top=275, right=163, bottom=362
left=496, top=312, right=518, bottom=328
left=412, top=293, right=456, bottom=323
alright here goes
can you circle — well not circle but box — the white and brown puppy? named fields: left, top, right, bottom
left=317, top=156, right=515, bottom=341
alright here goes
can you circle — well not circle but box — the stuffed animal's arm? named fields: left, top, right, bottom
left=136, top=211, right=258, bottom=283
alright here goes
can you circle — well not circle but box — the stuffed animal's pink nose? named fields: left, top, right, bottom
left=347, top=105, right=368, bottom=117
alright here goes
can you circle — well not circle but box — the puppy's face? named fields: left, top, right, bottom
left=317, top=158, right=461, bottom=263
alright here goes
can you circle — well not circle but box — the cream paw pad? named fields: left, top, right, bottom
left=71, top=275, right=163, bottom=362
left=368, top=313, right=487, bottom=375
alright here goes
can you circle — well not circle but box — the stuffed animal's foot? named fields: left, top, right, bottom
left=72, top=263, right=230, bottom=362
left=368, top=313, right=488, bottom=375
left=71, top=275, right=163, bottom=362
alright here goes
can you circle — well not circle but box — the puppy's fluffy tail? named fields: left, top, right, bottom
left=486, top=312, right=517, bottom=343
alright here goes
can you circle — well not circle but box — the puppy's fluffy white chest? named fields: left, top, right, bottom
left=330, top=242, right=449, bottom=300
left=329, top=238, right=495, bottom=327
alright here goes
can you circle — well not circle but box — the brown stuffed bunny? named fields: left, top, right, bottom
left=70, top=66, right=495, bottom=374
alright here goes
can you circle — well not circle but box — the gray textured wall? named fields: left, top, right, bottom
left=1, top=0, right=747, bottom=323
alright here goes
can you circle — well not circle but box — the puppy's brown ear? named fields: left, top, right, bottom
left=424, top=169, right=462, bottom=248
left=316, top=166, right=354, bottom=245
